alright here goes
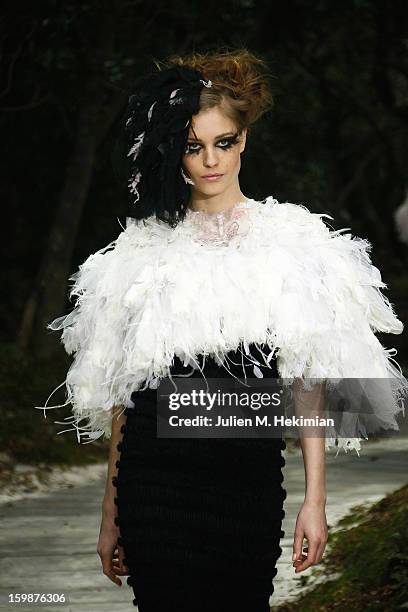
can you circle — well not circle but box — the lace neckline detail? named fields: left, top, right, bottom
left=184, top=199, right=256, bottom=245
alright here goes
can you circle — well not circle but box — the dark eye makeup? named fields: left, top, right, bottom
left=184, top=132, right=240, bottom=155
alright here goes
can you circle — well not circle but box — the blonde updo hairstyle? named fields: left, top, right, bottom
left=161, top=49, right=274, bottom=133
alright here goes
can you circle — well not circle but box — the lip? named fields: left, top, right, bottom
left=201, top=173, right=224, bottom=181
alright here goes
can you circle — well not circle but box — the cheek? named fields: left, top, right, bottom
left=224, top=148, right=242, bottom=172
left=182, top=155, right=198, bottom=176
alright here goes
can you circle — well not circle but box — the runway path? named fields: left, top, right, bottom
left=0, top=437, right=407, bottom=611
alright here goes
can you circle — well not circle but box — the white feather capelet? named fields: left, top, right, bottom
left=38, top=196, right=407, bottom=455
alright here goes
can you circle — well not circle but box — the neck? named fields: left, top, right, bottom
left=188, top=184, right=249, bottom=214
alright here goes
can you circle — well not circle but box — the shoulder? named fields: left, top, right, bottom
left=256, top=194, right=333, bottom=225
left=77, top=215, right=170, bottom=273
left=253, top=195, right=336, bottom=239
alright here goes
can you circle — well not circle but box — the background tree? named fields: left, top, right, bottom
left=2, top=0, right=407, bottom=360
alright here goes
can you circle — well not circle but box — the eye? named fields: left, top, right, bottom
left=216, top=135, right=240, bottom=149
left=185, top=143, right=201, bottom=155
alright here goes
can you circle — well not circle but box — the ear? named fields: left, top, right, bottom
left=239, top=128, right=248, bottom=153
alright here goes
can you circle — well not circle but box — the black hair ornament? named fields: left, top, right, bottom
left=122, top=65, right=212, bottom=228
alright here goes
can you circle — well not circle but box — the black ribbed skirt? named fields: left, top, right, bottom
left=113, top=391, right=286, bottom=612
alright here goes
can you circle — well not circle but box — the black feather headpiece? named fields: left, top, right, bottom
left=120, top=65, right=212, bottom=227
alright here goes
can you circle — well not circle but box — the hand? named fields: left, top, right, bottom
left=292, top=500, right=328, bottom=573
left=97, top=513, right=130, bottom=586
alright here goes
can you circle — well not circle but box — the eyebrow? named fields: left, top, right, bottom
left=187, top=131, right=238, bottom=143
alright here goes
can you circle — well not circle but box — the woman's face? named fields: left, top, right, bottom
left=182, top=106, right=247, bottom=198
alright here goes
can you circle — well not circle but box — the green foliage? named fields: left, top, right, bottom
left=272, top=485, right=408, bottom=612
left=0, top=343, right=108, bottom=466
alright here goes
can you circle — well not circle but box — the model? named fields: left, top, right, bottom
left=39, top=49, right=407, bottom=612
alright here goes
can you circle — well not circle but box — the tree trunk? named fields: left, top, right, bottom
left=16, top=0, right=133, bottom=358
left=18, top=76, right=117, bottom=358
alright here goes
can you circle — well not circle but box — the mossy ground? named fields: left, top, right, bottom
left=272, top=484, right=408, bottom=612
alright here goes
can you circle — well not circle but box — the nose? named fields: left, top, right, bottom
left=202, top=146, right=219, bottom=168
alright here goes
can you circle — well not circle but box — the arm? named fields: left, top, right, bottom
left=97, top=406, right=129, bottom=587
left=102, top=405, right=127, bottom=516
left=291, top=380, right=329, bottom=573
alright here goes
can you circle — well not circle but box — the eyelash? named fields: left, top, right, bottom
left=184, top=135, right=240, bottom=156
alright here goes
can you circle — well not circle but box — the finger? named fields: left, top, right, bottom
left=295, top=541, right=319, bottom=572
left=314, top=548, right=324, bottom=564
left=293, top=555, right=307, bottom=568
left=315, top=538, right=328, bottom=564
left=112, top=565, right=128, bottom=575
left=292, top=530, right=304, bottom=562
left=295, top=553, right=314, bottom=572
left=112, top=558, right=124, bottom=569
left=101, top=557, right=122, bottom=586
left=117, top=560, right=128, bottom=572
left=103, top=567, right=122, bottom=586
left=117, top=546, right=130, bottom=572
left=292, top=544, right=307, bottom=567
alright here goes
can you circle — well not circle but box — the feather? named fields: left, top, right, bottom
left=36, top=197, right=407, bottom=454
left=253, top=365, right=264, bottom=378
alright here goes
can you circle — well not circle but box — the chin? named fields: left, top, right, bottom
left=195, top=181, right=229, bottom=198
